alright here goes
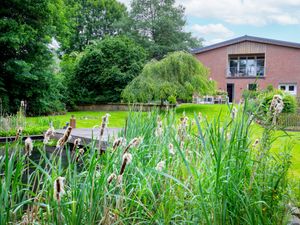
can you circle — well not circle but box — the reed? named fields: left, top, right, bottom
left=0, top=106, right=295, bottom=225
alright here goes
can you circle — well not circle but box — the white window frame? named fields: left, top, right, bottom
left=278, top=83, right=297, bottom=96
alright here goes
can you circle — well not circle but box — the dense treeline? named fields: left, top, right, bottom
left=1, top=0, right=203, bottom=115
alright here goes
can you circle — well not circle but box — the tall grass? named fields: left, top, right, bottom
left=0, top=104, right=293, bottom=224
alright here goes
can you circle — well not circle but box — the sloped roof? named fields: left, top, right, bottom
left=191, top=35, right=300, bottom=54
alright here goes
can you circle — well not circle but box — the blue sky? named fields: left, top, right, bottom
left=120, top=0, right=300, bottom=46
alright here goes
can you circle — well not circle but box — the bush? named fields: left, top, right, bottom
left=68, top=36, right=147, bottom=105
left=167, top=95, right=177, bottom=104
left=260, top=90, right=297, bottom=114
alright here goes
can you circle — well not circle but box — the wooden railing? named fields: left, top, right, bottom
left=278, top=113, right=300, bottom=131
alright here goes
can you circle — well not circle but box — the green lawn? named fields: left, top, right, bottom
left=25, top=104, right=300, bottom=177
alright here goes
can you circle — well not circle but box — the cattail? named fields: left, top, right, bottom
left=123, top=137, right=142, bottom=154
left=198, top=112, right=202, bottom=122
left=107, top=173, right=117, bottom=184
left=155, top=161, right=165, bottom=172
left=178, top=117, right=188, bottom=141
left=155, top=118, right=163, bottom=137
left=231, top=107, right=237, bottom=119
left=43, top=126, right=55, bottom=144
left=76, top=148, right=85, bottom=162
left=112, top=137, right=126, bottom=151
left=270, top=95, right=284, bottom=125
left=56, top=126, right=72, bottom=149
left=252, top=139, right=259, bottom=147
left=117, top=175, right=123, bottom=185
left=168, top=143, right=175, bottom=155
left=15, top=127, right=23, bottom=141
left=120, top=152, right=132, bottom=175
left=72, top=138, right=81, bottom=151
left=100, top=114, right=110, bottom=136
left=53, top=177, right=66, bottom=202
left=24, top=137, right=33, bottom=156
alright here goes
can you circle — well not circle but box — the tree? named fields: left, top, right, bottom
left=122, top=51, right=215, bottom=103
left=125, top=0, right=201, bottom=59
left=0, top=0, right=65, bottom=115
left=64, top=0, right=127, bottom=52
left=68, top=36, right=147, bottom=104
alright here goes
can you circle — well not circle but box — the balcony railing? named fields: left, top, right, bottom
left=227, top=66, right=265, bottom=77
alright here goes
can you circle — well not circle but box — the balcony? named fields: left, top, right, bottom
left=227, top=66, right=265, bottom=78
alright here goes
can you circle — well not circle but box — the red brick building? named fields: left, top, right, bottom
left=192, top=35, right=300, bottom=103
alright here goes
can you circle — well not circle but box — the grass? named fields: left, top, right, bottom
left=2, top=104, right=300, bottom=177
left=0, top=107, right=294, bottom=224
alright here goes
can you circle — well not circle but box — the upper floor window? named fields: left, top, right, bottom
left=228, top=55, right=265, bottom=77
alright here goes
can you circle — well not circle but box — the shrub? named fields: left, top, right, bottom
left=167, top=95, right=177, bottom=104
left=260, top=90, right=297, bottom=114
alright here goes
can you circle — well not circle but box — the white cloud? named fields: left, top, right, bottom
left=189, top=23, right=234, bottom=46
left=178, top=0, right=300, bottom=26
left=191, top=23, right=233, bottom=37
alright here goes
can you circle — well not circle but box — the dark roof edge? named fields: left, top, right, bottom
left=191, top=35, right=300, bottom=54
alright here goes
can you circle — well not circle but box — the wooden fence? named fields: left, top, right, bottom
left=278, top=113, right=300, bottom=131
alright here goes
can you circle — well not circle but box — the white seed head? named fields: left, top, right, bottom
left=156, top=161, right=165, bottom=172
left=24, top=137, right=33, bottom=156
left=168, top=143, right=175, bottom=155
left=107, top=173, right=117, bottom=184
left=122, top=152, right=132, bottom=165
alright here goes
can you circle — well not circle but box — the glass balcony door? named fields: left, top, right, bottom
left=228, top=55, right=265, bottom=77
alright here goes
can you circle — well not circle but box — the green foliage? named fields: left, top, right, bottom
left=261, top=90, right=297, bottom=113
left=167, top=95, right=177, bottom=104
left=65, top=0, right=127, bottom=51
left=0, top=0, right=66, bottom=115
left=0, top=108, right=294, bottom=224
left=122, top=51, right=215, bottom=103
left=66, top=36, right=147, bottom=104
left=125, top=0, right=201, bottom=59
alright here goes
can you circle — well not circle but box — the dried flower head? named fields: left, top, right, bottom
left=119, top=153, right=133, bottom=175
left=123, top=137, right=143, bottom=153
left=107, top=173, right=117, bottom=184
left=156, top=161, right=165, bottom=172
left=117, top=175, right=123, bottom=185
left=43, top=126, right=55, bottom=144
left=270, top=94, right=284, bottom=125
left=113, top=137, right=126, bottom=151
left=231, top=107, right=238, bottom=119
left=15, top=127, right=23, bottom=141
left=178, top=117, right=188, bottom=141
left=155, top=118, right=163, bottom=137
left=168, top=143, right=175, bottom=155
left=72, top=138, right=81, bottom=151
left=56, top=126, right=72, bottom=149
left=198, top=112, right=202, bottom=122
left=24, top=137, right=33, bottom=156
left=53, top=177, right=66, bottom=202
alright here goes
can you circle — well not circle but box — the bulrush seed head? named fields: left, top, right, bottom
left=168, top=143, right=175, bottom=155
left=107, top=173, right=117, bottom=184
left=119, top=153, right=133, bottom=175
left=113, top=137, right=126, bottom=150
left=231, top=107, right=238, bottom=119
left=24, top=137, right=33, bottom=156
left=72, top=138, right=81, bottom=151
left=56, top=126, right=72, bottom=148
left=156, top=161, right=165, bottom=172
left=15, top=127, right=23, bottom=141
left=53, top=177, right=66, bottom=202
left=43, top=126, right=55, bottom=144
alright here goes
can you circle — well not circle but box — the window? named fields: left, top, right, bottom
left=278, top=83, right=297, bottom=95
left=228, top=55, right=265, bottom=77
left=248, top=83, right=257, bottom=91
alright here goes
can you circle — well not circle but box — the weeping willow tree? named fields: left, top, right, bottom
left=122, top=51, right=215, bottom=103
